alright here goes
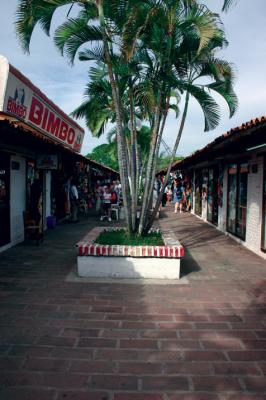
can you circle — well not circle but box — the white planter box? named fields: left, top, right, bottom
left=76, top=228, right=184, bottom=280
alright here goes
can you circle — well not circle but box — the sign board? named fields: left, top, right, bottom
left=36, top=155, right=58, bottom=170
left=0, top=55, right=84, bottom=153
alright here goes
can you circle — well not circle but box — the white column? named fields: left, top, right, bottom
left=10, top=155, right=26, bottom=245
left=218, top=164, right=228, bottom=233
left=246, top=154, right=264, bottom=253
left=45, top=170, right=51, bottom=218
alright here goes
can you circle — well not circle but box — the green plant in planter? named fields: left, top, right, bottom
left=95, top=229, right=164, bottom=246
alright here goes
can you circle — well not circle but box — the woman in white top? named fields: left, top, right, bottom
left=70, top=180, right=79, bottom=222
left=100, top=186, right=112, bottom=221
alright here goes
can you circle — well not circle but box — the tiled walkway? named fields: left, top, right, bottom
left=0, top=210, right=265, bottom=400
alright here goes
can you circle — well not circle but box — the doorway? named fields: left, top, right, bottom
left=207, top=166, right=219, bottom=225
left=0, top=152, right=10, bottom=246
left=227, top=161, right=248, bottom=240
left=195, top=171, right=202, bottom=216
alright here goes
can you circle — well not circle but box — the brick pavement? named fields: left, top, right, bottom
left=0, top=210, right=265, bottom=400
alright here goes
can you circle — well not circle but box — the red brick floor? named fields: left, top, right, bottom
left=0, top=210, right=265, bottom=400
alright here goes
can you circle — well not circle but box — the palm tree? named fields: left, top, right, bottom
left=136, top=1, right=238, bottom=234
left=146, top=23, right=238, bottom=232
left=71, top=60, right=154, bottom=228
left=16, top=0, right=239, bottom=236
left=86, top=124, right=152, bottom=179
left=87, top=143, right=119, bottom=171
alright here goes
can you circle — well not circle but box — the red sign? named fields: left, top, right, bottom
left=0, top=58, right=84, bottom=153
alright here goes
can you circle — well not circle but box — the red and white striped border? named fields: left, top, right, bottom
left=77, top=232, right=184, bottom=259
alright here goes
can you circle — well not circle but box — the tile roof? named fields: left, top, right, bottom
left=0, top=114, right=119, bottom=175
left=168, top=114, right=266, bottom=172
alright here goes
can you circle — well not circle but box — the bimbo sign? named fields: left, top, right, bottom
left=0, top=56, right=84, bottom=153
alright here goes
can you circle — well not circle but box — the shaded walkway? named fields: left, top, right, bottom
left=0, top=211, right=265, bottom=400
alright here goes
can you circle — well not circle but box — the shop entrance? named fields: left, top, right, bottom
left=0, top=152, right=10, bottom=246
left=207, top=166, right=219, bottom=225
left=227, top=161, right=248, bottom=240
left=195, top=171, right=202, bottom=216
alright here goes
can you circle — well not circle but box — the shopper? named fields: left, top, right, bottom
left=70, top=179, right=79, bottom=223
left=95, top=183, right=103, bottom=214
left=173, top=178, right=185, bottom=213
left=64, top=175, right=72, bottom=218
left=100, top=186, right=112, bottom=221
left=185, top=185, right=192, bottom=212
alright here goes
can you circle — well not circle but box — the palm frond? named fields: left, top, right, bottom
left=107, top=127, right=117, bottom=144
left=207, top=81, right=238, bottom=118
left=198, top=58, right=236, bottom=82
left=134, top=81, right=156, bottom=113
left=183, top=5, right=222, bottom=54
left=16, top=0, right=75, bottom=52
left=77, top=3, right=98, bottom=21
left=89, top=63, right=108, bottom=82
left=79, top=45, right=105, bottom=62
left=222, top=0, right=238, bottom=12
left=54, top=19, right=103, bottom=63
left=72, top=99, right=112, bottom=137
left=184, top=83, right=220, bottom=131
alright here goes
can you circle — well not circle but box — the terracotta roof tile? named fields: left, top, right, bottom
left=184, top=114, right=266, bottom=160
left=159, top=114, right=266, bottom=174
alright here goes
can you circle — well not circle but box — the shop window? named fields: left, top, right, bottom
left=195, top=171, right=202, bottom=216
left=26, top=160, right=35, bottom=210
left=207, top=166, right=219, bottom=225
left=26, top=161, right=43, bottom=234
left=227, top=162, right=248, bottom=240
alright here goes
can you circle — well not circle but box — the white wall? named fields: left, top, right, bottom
left=10, top=155, right=26, bottom=245
left=190, top=160, right=266, bottom=260
left=218, top=165, right=228, bottom=233
left=246, top=154, right=264, bottom=255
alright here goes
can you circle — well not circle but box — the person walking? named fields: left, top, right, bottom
left=95, top=183, right=103, bottom=214
left=173, top=178, right=185, bottom=213
left=185, top=185, right=192, bottom=212
left=70, top=179, right=79, bottom=223
left=100, top=186, right=112, bottom=221
left=64, top=175, right=72, bottom=219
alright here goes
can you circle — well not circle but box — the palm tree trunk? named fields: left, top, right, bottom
left=135, top=143, right=140, bottom=197
left=144, top=113, right=164, bottom=224
left=145, top=98, right=169, bottom=219
left=97, top=1, right=132, bottom=232
left=144, top=92, right=190, bottom=234
left=129, top=88, right=137, bottom=231
left=138, top=104, right=161, bottom=235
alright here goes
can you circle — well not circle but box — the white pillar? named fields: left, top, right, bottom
left=246, top=155, right=264, bottom=253
left=10, top=155, right=26, bottom=245
left=45, top=170, right=51, bottom=218
left=218, top=164, right=228, bottom=233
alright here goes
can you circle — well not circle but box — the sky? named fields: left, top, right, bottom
left=0, top=0, right=266, bottom=157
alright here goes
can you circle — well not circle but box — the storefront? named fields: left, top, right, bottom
left=194, top=170, right=202, bottom=216
left=171, top=115, right=266, bottom=259
left=207, top=166, right=219, bottom=226
left=0, top=55, right=85, bottom=251
left=227, top=161, right=248, bottom=240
